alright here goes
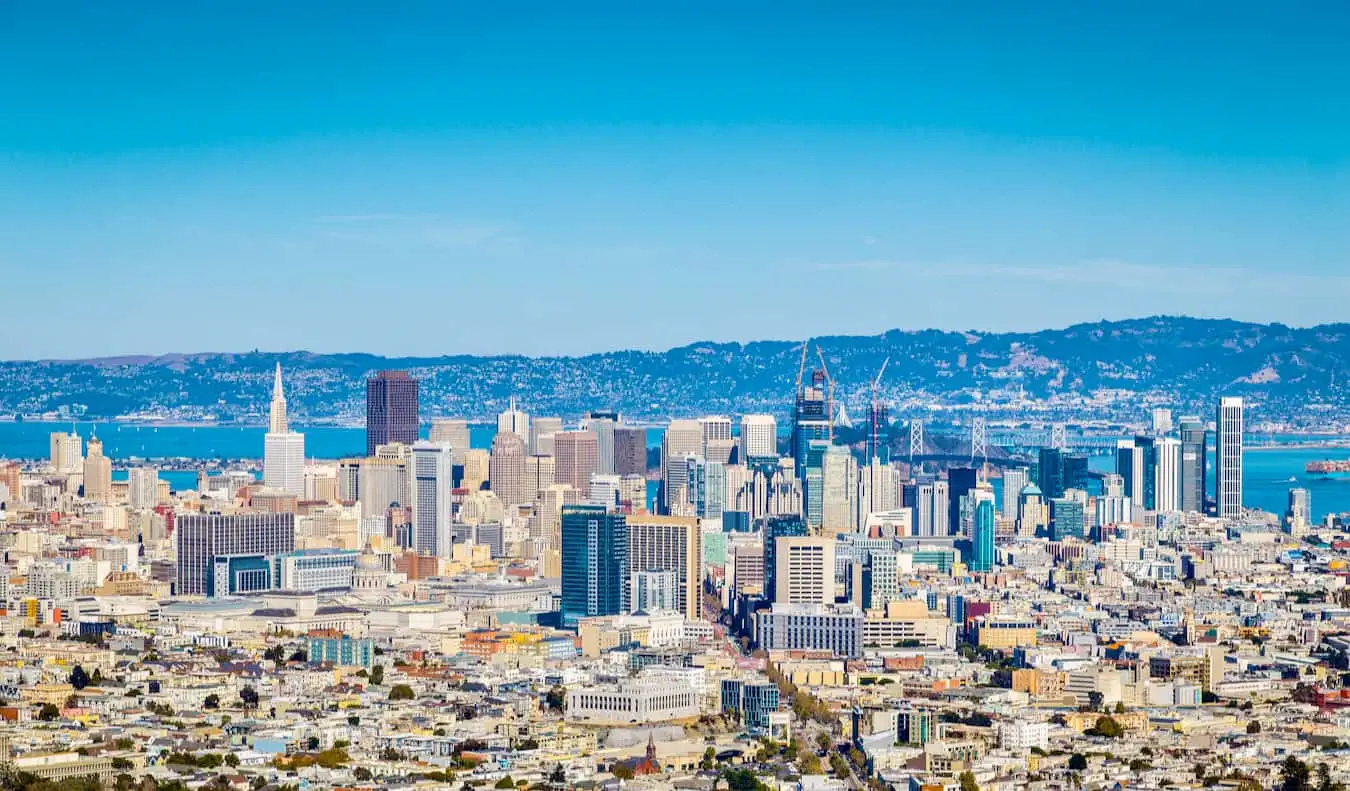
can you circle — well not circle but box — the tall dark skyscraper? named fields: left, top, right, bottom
left=366, top=370, right=419, bottom=456
left=613, top=426, right=648, bottom=476
left=791, top=371, right=830, bottom=481
left=947, top=466, right=978, bottom=536
left=560, top=505, right=628, bottom=626
left=1179, top=416, right=1207, bottom=514
left=1036, top=449, right=1065, bottom=499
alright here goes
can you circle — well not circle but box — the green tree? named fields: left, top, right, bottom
left=1317, top=763, right=1344, bottom=791
left=545, top=685, right=566, bottom=712
left=204, top=693, right=220, bottom=709
left=1069, top=754, right=1088, bottom=772
left=1092, top=716, right=1124, bottom=738
left=1247, top=720, right=1261, bottom=734
left=960, top=770, right=979, bottom=791
left=369, top=664, right=384, bottom=686
left=816, top=732, right=832, bottom=753
left=239, top=686, right=259, bottom=708
left=1113, top=701, right=1126, bottom=714
left=70, top=665, right=91, bottom=690
left=388, top=684, right=415, bottom=701
left=701, top=747, right=716, bottom=770
left=494, top=777, right=516, bottom=789
left=353, top=767, right=373, bottom=782
left=224, top=753, right=239, bottom=768
left=612, top=764, right=635, bottom=780
left=1281, top=756, right=1311, bottom=791
left=38, top=703, right=59, bottom=721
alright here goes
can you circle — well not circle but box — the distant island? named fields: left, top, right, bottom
left=2, top=316, right=1348, bottom=425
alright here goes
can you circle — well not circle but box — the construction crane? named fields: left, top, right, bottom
left=793, top=341, right=809, bottom=397
left=869, top=357, right=890, bottom=464
left=814, top=346, right=837, bottom=441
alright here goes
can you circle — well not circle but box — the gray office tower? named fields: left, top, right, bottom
left=1178, top=416, right=1206, bottom=514
left=613, top=427, right=648, bottom=476
left=175, top=512, right=296, bottom=596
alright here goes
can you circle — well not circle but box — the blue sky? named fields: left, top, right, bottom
left=1, top=2, right=1347, bottom=358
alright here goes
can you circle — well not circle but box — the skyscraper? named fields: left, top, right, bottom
left=627, top=514, right=701, bottom=619
left=1154, top=437, right=1181, bottom=513
left=489, top=432, right=529, bottom=508
left=366, top=371, right=419, bottom=456
left=613, top=427, right=648, bottom=476
left=264, top=364, right=305, bottom=497
left=740, top=414, right=777, bottom=459
left=792, top=372, right=830, bottom=480
left=1178, top=416, right=1207, bottom=514
left=175, top=512, right=296, bottom=596
left=763, top=515, right=808, bottom=602
left=554, top=430, right=600, bottom=491
left=1001, top=468, right=1028, bottom=518
left=83, top=434, right=112, bottom=504
left=971, top=495, right=996, bottom=573
left=1216, top=397, right=1244, bottom=518
left=411, top=441, right=454, bottom=556
left=803, top=439, right=829, bottom=529
left=49, top=430, right=82, bottom=475
left=821, top=445, right=857, bottom=535
left=498, top=397, right=531, bottom=447
left=268, top=362, right=288, bottom=434
left=560, top=505, right=628, bottom=626
left=660, top=419, right=703, bottom=513
left=530, top=416, right=562, bottom=456
left=429, top=418, right=470, bottom=463
left=585, top=411, right=620, bottom=474
left=127, top=467, right=159, bottom=510
left=1286, top=488, right=1311, bottom=534
left=1049, top=497, right=1085, bottom=541
left=948, top=467, right=978, bottom=536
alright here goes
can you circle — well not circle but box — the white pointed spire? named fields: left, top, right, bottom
left=269, top=362, right=288, bottom=434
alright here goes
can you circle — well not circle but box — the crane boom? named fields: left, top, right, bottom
left=815, top=346, right=836, bottom=441
left=794, top=341, right=809, bottom=396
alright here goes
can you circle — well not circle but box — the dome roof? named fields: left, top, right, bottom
left=355, top=549, right=384, bottom=571
left=1019, top=482, right=1043, bottom=496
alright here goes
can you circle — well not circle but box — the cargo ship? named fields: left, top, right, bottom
left=1306, top=459, right=1350, bottom=475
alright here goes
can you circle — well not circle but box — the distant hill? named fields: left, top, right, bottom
left=2, top=316, right=1347, bottom=423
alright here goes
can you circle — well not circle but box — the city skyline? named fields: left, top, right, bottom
left=3, top=4, right=1348, bottom=358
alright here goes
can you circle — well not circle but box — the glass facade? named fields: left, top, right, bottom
left=560, top=505, right=628, bottom=627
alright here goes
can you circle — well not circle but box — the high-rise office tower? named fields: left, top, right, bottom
left=429, top=418, right=470, bottom=462
left=264, top=364, right=306, bottom=497
left=560, top=505, right=628, bottom=626
left=1216, top=397, right=1244, bottom=518
left=1154, top=437, right=1181, bottom=513
left=1115, top=439, right=1145, bottom=520
left=554, top=430, right=600, bottom=491
left=613, top=427, right=648, bottom=476
left=1135, top=436, right=1158, bottom=511
left=792, top=372, right=830, bottom=480
left=49, top=430, right=82, bottom=475
left=1178, top=416, right=1206, bottom=514
left=585, top=411, right=620, bottom=474
left=627, top=514, right=701, bottom=619
left=1001, top=468, right=1028, bottom=518
left=175, top=511, right=296, bottom=596
left=821, top=445, right=857, bottom=535
left=366, top=371, right=419, bottom=456
left=774, top=536, right=835, bottom=605
left=461, top=449, right=490, bottom=492
left=1036, top=449, right=1064, bottom=499
left=127, top=467, right=159, bottom=509
left=1151, top=408, right=1173, bottom=435
left=859, top=459, right=899, bottom=517
left=489, top=432, right=529, bottom=508
left=498, top=397, right=531, bottom=447
left=357, top=446, right=412, bottom=521
left=701, top=416, right=733, bottom=453
left=524, top=454, right=557, bottom=503
left=741, top=414, right=778, bottom=459
left=530, top=416, right=563, bottom=456
left=83, top=434, right=112, bottom=504
left=971, top=493, right=996, bottom=572
left=948, top=467, right=978, bottom=536
left=686, top=457, right=726, bottom=518
left=0, top=462, right=19, bottom=507
left=268, top=362, right=288, bottom=434
left=1049, top=497, right=1086, bottom=541
left=589, top=473, right=622, bottom=508
left=411, top=442, right=454, bottom=556
left=763, top=515, right=808, bottom=602
left=660, top=420, right=703, bottom=513
left=618, top=474, right=647, bottom=512
left=1286, top=488, right=1311, bottom=534
left=803, top=439, right=829, bottom=530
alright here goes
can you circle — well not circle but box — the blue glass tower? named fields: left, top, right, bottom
left=560, top=505, right=628, bottom=627
left=1049, top=497, right=1086, bottom=541
left=971, top=498, right=995, bottom=573
left=763, top=515, right=808, bottom=602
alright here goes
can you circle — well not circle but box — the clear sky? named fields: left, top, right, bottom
left=2, top=2, right=1347, bottom=359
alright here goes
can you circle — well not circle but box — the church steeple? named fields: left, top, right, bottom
left=269, top=362, right=288, bottom=434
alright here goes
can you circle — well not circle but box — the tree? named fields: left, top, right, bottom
left=495, top=777, right=516, bottom=789
left=816, top=732, right=832, bottom=753
left=91, top=668, right=104, bottom=687
left=1091, top=716, right=1124, bottom=738
left=549, top=764, right=567, bottom=783
left=1317, top=763, right=1344, bottom=791
left=1069, top=754, right=1088, bottom=772
left=1114, top=701, right=1126, bottom=714
left=111, top=758, right=134, bottom=770
left=960, top=770, right=979, bottom=791
left=307, top=736, right=321, bottom=751
left=353, top=767, right=373, bottom=782
left=38, top=703, right=59, bottom=721
left=1087, top=691, right=1104, bottom=710
left=388, top=684, right=415, bottom=701
left=204, top=693, right=220, bottom=709
left=224, top=753, right=239, bottom=768
left=263, top=645, right=286, bottom=662
left=701, top=747, right=716, bottom=770
left=612, top=764, right=635, bottom=780
left=545, top=685, right=566, bottom=712
left=1282, top=756, right=1311, bottom=791
left=239, top=686, right=259, bottom=708
left=70, top=665, right=91, bottom=690
left=289, top=649, right=307, bottom=663
left=369, top=664, right=384, bottom=686
left=1247, top=720, right=1261, bottom=734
